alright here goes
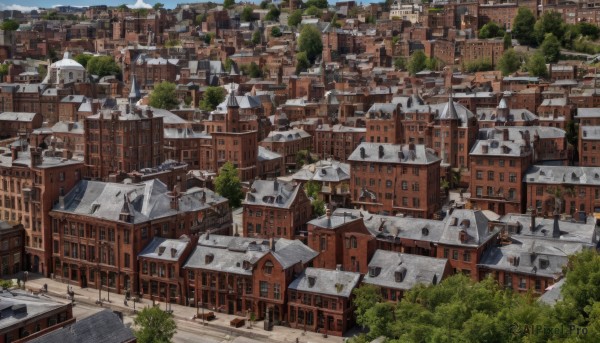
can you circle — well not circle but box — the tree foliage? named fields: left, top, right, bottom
left=577, top=22, right=600, bottom=40
left=149, top=81, right=179, bottom=110
left=0, top=63, right=9, bottom=77
left=224, top=0, right=235, bottom=9
left=497, top=49, right=521, bottom=76
left=527, top=53, right=548, bottom=78
left=305, top=180, right=321, bottom=199
left=265, top=5, right=281, bottom=21
left=288, top=9, right=303, bottom=27
left=464, top=59, right=493, bottom=73
left=86, top=56, right=121, bottom=78
left=295, top=52, right=310, bottom=75
left=1, top=19, right=19, bottom=31
left=241, top=6, right=253, bottom=22
left=534, top=10, right=565, bottom=45
left=304, top=6, right=322, bottom=18
left=305, top=0, right=329, bottom=8
left=298, top=25, right=323, bottom=63
left=478, top=21, right=504, bottom=39
left=512, top=7, right=536, bottom=46
left=214, top=161, right=243, bottom=208
left=503, top=32, right=512, bottom=50
left=240, top=62, right=263, bottom=78
left=540, top=33, right=561, bottom=63
left=271, top=26, right=282, bottom=37
left=296, top=149, right=313, bottom=167
left=311, top=199, right=326, bottom=217
left=251, top=30, right=261, bottom=45
left=199, top=86, right=225, bottom=111
left=407, top=50, right=427, bottom=75
left=133, top=306, right=177, bottom=343
left=153, top=2, right=164, bottom=10
left=393, top=57, right=406, bottom=70
left=74, top=54, right=93, bottom=68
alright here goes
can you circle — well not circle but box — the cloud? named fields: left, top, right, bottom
left=0, top=3, right=39, bottom=11
left=129, top=0, right=152, bottom=9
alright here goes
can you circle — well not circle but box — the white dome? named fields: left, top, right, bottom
left=51, top=52, right=85, bottom=71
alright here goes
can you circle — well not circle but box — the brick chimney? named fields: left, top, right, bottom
left=11, top=146, right=18, bottom=161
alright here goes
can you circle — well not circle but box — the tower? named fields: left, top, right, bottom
left=226, top=85, right=240, bottom=133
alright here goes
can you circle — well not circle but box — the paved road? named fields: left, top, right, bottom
left=42, top=293, right=237, bottom=343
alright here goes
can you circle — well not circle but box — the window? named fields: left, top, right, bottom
left=443, top=248, right=449, bottom=258
left=476, top=187, right=483, bottom=197
left=264, top=261, right=273, bottom=274
left=274, top=283, right=281, bottom=300
left=320, top=236, right=327, bottom=251
left=463, top=251, right=471, bottom=262
left=124, top=253, right=130, bottom=268
left=519, top=278, right=526, bottom=289
left=535, top=279, right=541, bottom=291
left=452, top=250, right=458, bottom=260
left=350, top=236, right=357, bottom=248
left=476, top=171, right=483, bottom=180
left=487, top=171, right=494, bottom=181
left=260, top=281, right=268, bottom=298
left=401, top=181, right=408, bottom=190
left=509, top=173, right=517, bottom=182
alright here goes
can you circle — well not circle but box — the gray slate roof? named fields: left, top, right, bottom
left=524, top=165, right=600, bottom=186
left=139, top=236, right=191, bottom=262
left=262, top=128, right=311, bottom=143
left=0, top=112, right=38, bottom=122
left=538, top=279, right=565, bottom=305
left=257, top=146, right=282, bottom=161
left=470, top=139, right=531, bottom=157
left=291, top=159, right=350, bottom=183
left=29, top=309, right=135, bottom=343
left=243, top=180, right=302, bottom=209
left=478, top=236, right=586, bottom=278
left=54, top=180, right=227, bottom=224
left=575, top=108, right=600, bottom=119
left=439, top=209, right=498, bottom=247
left=0, top=291, right=68, bottom=331
left=581, top=126, right=600, bottom=140
left=501, top=213, right=599, bottom=245
left=477, top=108, right=538, bottom=123
left=364, top=250, right=448, bottom=291
left=348, top=143, right=441, bottom=165
left=288, top=267, right=361, bottom=298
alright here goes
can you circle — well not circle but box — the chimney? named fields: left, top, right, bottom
left=552, top=213, right=560, bottom=238
left=269, top=237, right=275, bottom=251
left=146, top=108, right=153, bottom=118
left=409, top=143, right=415, bottom=151
left=530, top=209, right=536, bottom=232
left=378, top=145, right=384, bottom=159
left=11, top=146, right=18, bottom=161
left=170, top=248, right=177, bottom=258
left=205, top=230, right=210, bottom=240
left=503, top=128, right=509, bottom=141
left=274, top=180, right=279, bottom=191
left=62, top=149, right=73, bottom=160
left=30, top=147, right=42, bottom=167
left=59, top=196, right=65, bottom=210
left=360, top=147, right=366, bottom=159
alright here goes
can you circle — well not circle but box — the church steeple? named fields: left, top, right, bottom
left=226, top=85, right=239, bottom=132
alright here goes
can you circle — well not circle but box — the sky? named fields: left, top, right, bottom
left=0, top=0, right=174, bottom=11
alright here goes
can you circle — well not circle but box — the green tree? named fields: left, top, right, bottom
left=304, top=180, right=321, bottom=199
left=305, top=0, right=328, bottom=8
left=497, top=48, right=521, bottom=76
left=133, top=306, right=177, bottom=343
left=288, top=9, right=303, bottom=27
left=512, top=7, right=536, bottom=46
left=223, top=57, right=233, bottom=72
left=196, top=13, right=207, bottom=25
left=74, top=54, right=93, bottom=68
left=153, top=2, right=164, bottom=10
left=298, top=25, right=323, bottom=63
left=0, top=63, right=9, bottom=79
left=478, top=21, right=504, bottom=39
left=149, top=81, right=179, bottom=110
left=577, top=22, right=600, bottom=40
left=241, top=6, right=253, bottom=22
left=117, top=4, right=129, bottom=11
left=251, top=30, right=261, bottom=45
left=464, top=59, right=493, bottom=73
left=311, top=199, right=326, bottom=217
left=540, top=33, right=561, bottom=63
left=303, top=6, right=322, bottom=18
left=407, top=50, right=427, bottom=75
left=260, top=0, right=269, bottom=9
left=86, top=56, right=121, bottom=78
left=242, top=62, right=263, bottom=78
left=203, top=32, right=214, bottom=45
left=527, top=53, right=548, bottom=78
left=224, top=0, right=235, bottom=9
left=215, top=162, right=243, bottom=208
left=534, top=10, right=565, bottom=45
left=353, top=284, right=383, bottom=329
left=295, top=51, right=310, bottom=75
left=0, top=279, right=12, bottom=289
left=503, top=32, right=512, bottom=50
left=426, top=57, right=441, bottom=71
left=393, top=57, right=406, bottom=70
left=265, top=5, right=280, bottom=21
left=0, top=19, right=19, bottom=31
left=296, top=149, right=313, bottom=167
left=271, top=26, right=282, bottom=37
left=558, top=250, right=600, bottom=326
left=199, top=86, right=225, bottom=111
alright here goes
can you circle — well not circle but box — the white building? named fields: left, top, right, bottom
left=42, top=51, right=87, bottom=85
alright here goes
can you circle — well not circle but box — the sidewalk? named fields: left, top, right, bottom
left=24, top=274, right=345, bottom=343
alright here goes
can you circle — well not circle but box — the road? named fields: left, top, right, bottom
left=46, top=294, right=238, bottom=343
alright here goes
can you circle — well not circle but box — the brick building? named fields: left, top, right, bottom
left=436, top=209, right=500, bottom=279
left=461, top=39, right=505, bottom=67
left=364, top=103, right=403, bottom=144
left=314, top=124, right=366, bottom=162
left=0, top=221, right=24, bottom=277
left=580, top=126, right=600, bottom=167
left=0, top=144, right=85, bottom=276
left=536, top=98, right=574, bottom=129
left=0, top=112, right=43, bottom=139
left=524, top=165, right=600, bottom=216
left=291, top=160, right=351, bottom=209
left=469, top=135, right=534, bottom=215
left=243, top=180, right=312, bottom=240
left=138, top=236, right=196, bottom=305
left=49, top=179, right=231, bottom=296
left=363, top=250, right=451, bottom=302
left=259, top=128, right=312, bottom=170
left=257, top=146, right=285, bottom=179
left=183, top=233, right=318, bottom=321
left=84, top=107, right=164, bottom=180
left=306, top=211, right=376, bottom=274
left=348, top=143, right=441, bottom=218
left=287, top=268, right=361, bottom=336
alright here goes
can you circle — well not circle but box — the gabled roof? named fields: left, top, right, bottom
left=364, top=250, right=448, bottom=291
left=288, top=267, right=361, bottom=298
left=291, top=159, right=350, bottom=183
left=348, top=143, right=441, bottom=165
left=139, top=236, right=191, bottom=262
left=438, top=209, right=498, bottom=247
left=243, top=180, right=302, bottom=209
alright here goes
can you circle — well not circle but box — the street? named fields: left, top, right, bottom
left=45, top=293, right=238, bottom=343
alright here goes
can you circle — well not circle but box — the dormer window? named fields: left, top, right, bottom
left=158, top=246, right=166, bottom=256
left=205, top=253, right=214, bottom=265
left=459, top=230, right=468, bottom=243
left=540, top=259, right=549, bottom=270
left=308, top=276, right=316, bottom=288
left=242, top=260, right=251, bottom=270
left=394, top=267, right=407, bottom=283
left=369, top=266, right=381, bottom=277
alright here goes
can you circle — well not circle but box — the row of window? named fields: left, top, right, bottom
left=475, top=170, right=518, bottom=182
